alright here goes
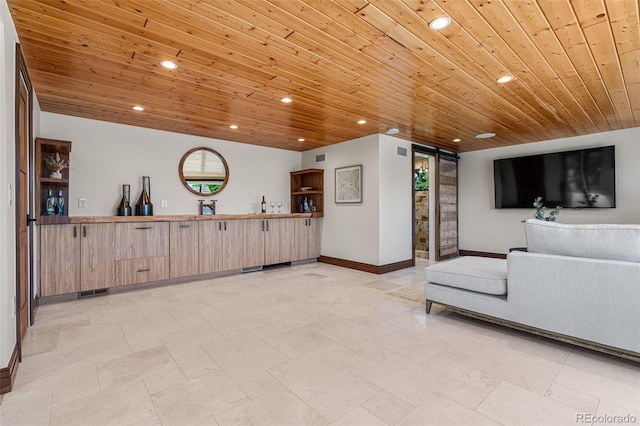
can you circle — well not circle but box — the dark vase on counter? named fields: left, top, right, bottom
left=117, top=184, right=132, bottom=216
left=135, top=176, right=153, bottom=216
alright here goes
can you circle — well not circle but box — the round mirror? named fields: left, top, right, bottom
left=179, top=147, right=229, bottom=196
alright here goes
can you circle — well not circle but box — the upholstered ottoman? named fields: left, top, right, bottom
left=424, top=256, right=508, bottom=317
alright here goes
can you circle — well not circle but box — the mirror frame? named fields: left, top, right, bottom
left=178, top=147, right=229, bottom=196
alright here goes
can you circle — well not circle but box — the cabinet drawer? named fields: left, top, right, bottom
left=115, top=256, right=169, bottom=286
left=115, top=222, right=169, bottom=260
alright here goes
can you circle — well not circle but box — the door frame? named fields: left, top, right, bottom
left=411, top=144, right=460, bottom=262
left=14, top=43, right=34, bottom=360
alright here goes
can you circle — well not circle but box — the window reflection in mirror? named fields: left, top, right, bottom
left=179, top=147, right=229, bottom=196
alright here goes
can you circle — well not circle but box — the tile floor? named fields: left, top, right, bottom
left=1, top=259, right=639, bottom=425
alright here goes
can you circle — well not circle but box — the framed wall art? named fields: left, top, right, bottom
left=335, top=164, right=362, bottom=203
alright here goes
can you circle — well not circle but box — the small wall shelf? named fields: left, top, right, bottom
left=290, top=168, right=324, bottom=217
left=35, top=137, right=72, bottom=225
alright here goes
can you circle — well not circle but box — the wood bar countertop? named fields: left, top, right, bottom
left=67, top=213, right=316, bottom=223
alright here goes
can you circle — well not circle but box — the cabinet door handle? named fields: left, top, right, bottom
left=83, top=226, right=87, bottom=237
left=179, top=224, right=190, bottom=228
left=135, top=226, right=152, bottom=230
left=73, top=226, right=77, bottom=238
left=224, top=221, right=227, bottom=231
left=137, top=268, right=150, bottom=273
left=218, top=222, right=222, bottom=231
left=266, top=220, right=269, bottom=231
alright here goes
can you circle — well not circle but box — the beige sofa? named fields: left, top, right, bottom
left=424, top=219, right=640, bottom=360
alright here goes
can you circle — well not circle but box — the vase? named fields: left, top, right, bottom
left=55, top=190, right=64, bottom=215
left=117, top=184, right=132, bottom=216
left=49, top=170, right=62, bottom=179
left=135, top=176, right=153, bottom=216
left=44, top=189, right=56, bottom=215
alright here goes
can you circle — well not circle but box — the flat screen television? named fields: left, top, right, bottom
left=494, top=145, right=615, bottom=209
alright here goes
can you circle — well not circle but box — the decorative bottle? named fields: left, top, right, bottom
left=117, top=184, right=132, bottom=216
left=303, top=196, right=309, bottom=212
left=44, top=189, right=56, bottom=215
left=135, top=176, right=153, bottom=216
left=261, top=196, right=267, bottom=213
left=55, top=190, right=65, bottom=215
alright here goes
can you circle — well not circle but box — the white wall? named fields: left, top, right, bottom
left=378, top=135, right=412, bottom=264
left=41, top=113, right=301, bottom=216
left=1, top=0, right=17, bottom=369
left=459, top=127, right=640, bottom=254
left=302, top=134, right=413, bottom=266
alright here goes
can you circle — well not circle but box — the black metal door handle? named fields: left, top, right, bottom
left=26, top=214, right=37, bottom=226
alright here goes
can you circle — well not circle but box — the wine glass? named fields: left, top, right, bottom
left=270, top=200, right=276, bottom=213
left=276, top=200, right=283, bottom=213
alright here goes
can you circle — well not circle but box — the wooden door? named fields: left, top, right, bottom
left=81, top=223, right=115, bottom=291
left=40, top=225, right=80, bottom=296
left=264, top=218, right=293, bottom=265
left=199, top=221, right=223, bottom=274
left=436, top=156, right=459, bottom=260
left=16, top=75, right=29, bottom=339
left=170, top=221, right=199, bottom=278
left=221, top=220, right=244, bottom=271
left=243, top=219, right=265, bottom=268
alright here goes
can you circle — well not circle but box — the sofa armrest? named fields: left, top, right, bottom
left=506, top=251, right=640, bottom=353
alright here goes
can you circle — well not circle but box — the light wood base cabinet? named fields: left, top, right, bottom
left=244, top=218, right=296, bottom=267
left=200, top=220, right=244, bottom=273
left=40, top=223, right=116, bottom=295
left=40, top=224, right=80, bottom=296
left=264, top=218, right=294, bottom=265
left=170, top=221, right=199, bottom=278
left=243, top=220, right=265, bottom=268
left=293, top=218, right=320, bottom=261
left=40, top=215, right=320, bottom=297
left=80, top=223, right=116, bottom=291
left=116, top=256, right=170, bottom=286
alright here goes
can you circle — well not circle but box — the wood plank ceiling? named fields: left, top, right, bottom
left=7, top=0, right=640, bottom=152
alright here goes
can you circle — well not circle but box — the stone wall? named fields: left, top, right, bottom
left=415, top=191, right=429, bottom=253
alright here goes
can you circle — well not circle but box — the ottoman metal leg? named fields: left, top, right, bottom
left=425, top=300, right=432, bottom=314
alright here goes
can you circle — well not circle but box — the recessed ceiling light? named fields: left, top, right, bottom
left=229, top=125, right=238, bottom=129
left=429, top=17, right=452, bottom=30
left=357, top=119, right=367, bottom=125
left=386, top=128, right=400, bottom=135
left=132, top=106, right=144, bottom=111
left=475, top=132, right=496, bottom=139
left=497, top=75, right=515, bottom=83
left=453, top=138, right=461, bottom=142
left=281, top=97, right=293, bottom=103
left=298, top=138, right=305, bottom=142
left=160, top=60, right=178, bottom=70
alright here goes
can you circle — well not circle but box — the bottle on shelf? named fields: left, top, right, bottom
left=55, top=190, right=65, bottom=215
left=44, top=189, right=56, bottom=215
left=261, top=196, right=267, bottom=213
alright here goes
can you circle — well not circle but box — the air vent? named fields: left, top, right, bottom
left=79, top=288, right=109, bottom=298
left=397, top=147, right=407, bottom=156
left=241, top=265, right=263, bottom=273
left=315, top=153, right=326, bottom=163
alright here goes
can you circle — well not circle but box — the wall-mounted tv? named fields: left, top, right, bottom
left=494, top=145, right=615, bottom=209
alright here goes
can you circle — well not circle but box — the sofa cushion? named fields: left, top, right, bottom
left=524, top=219, right=640, bottom=263
left=425, top=256, right=507, bottom=296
